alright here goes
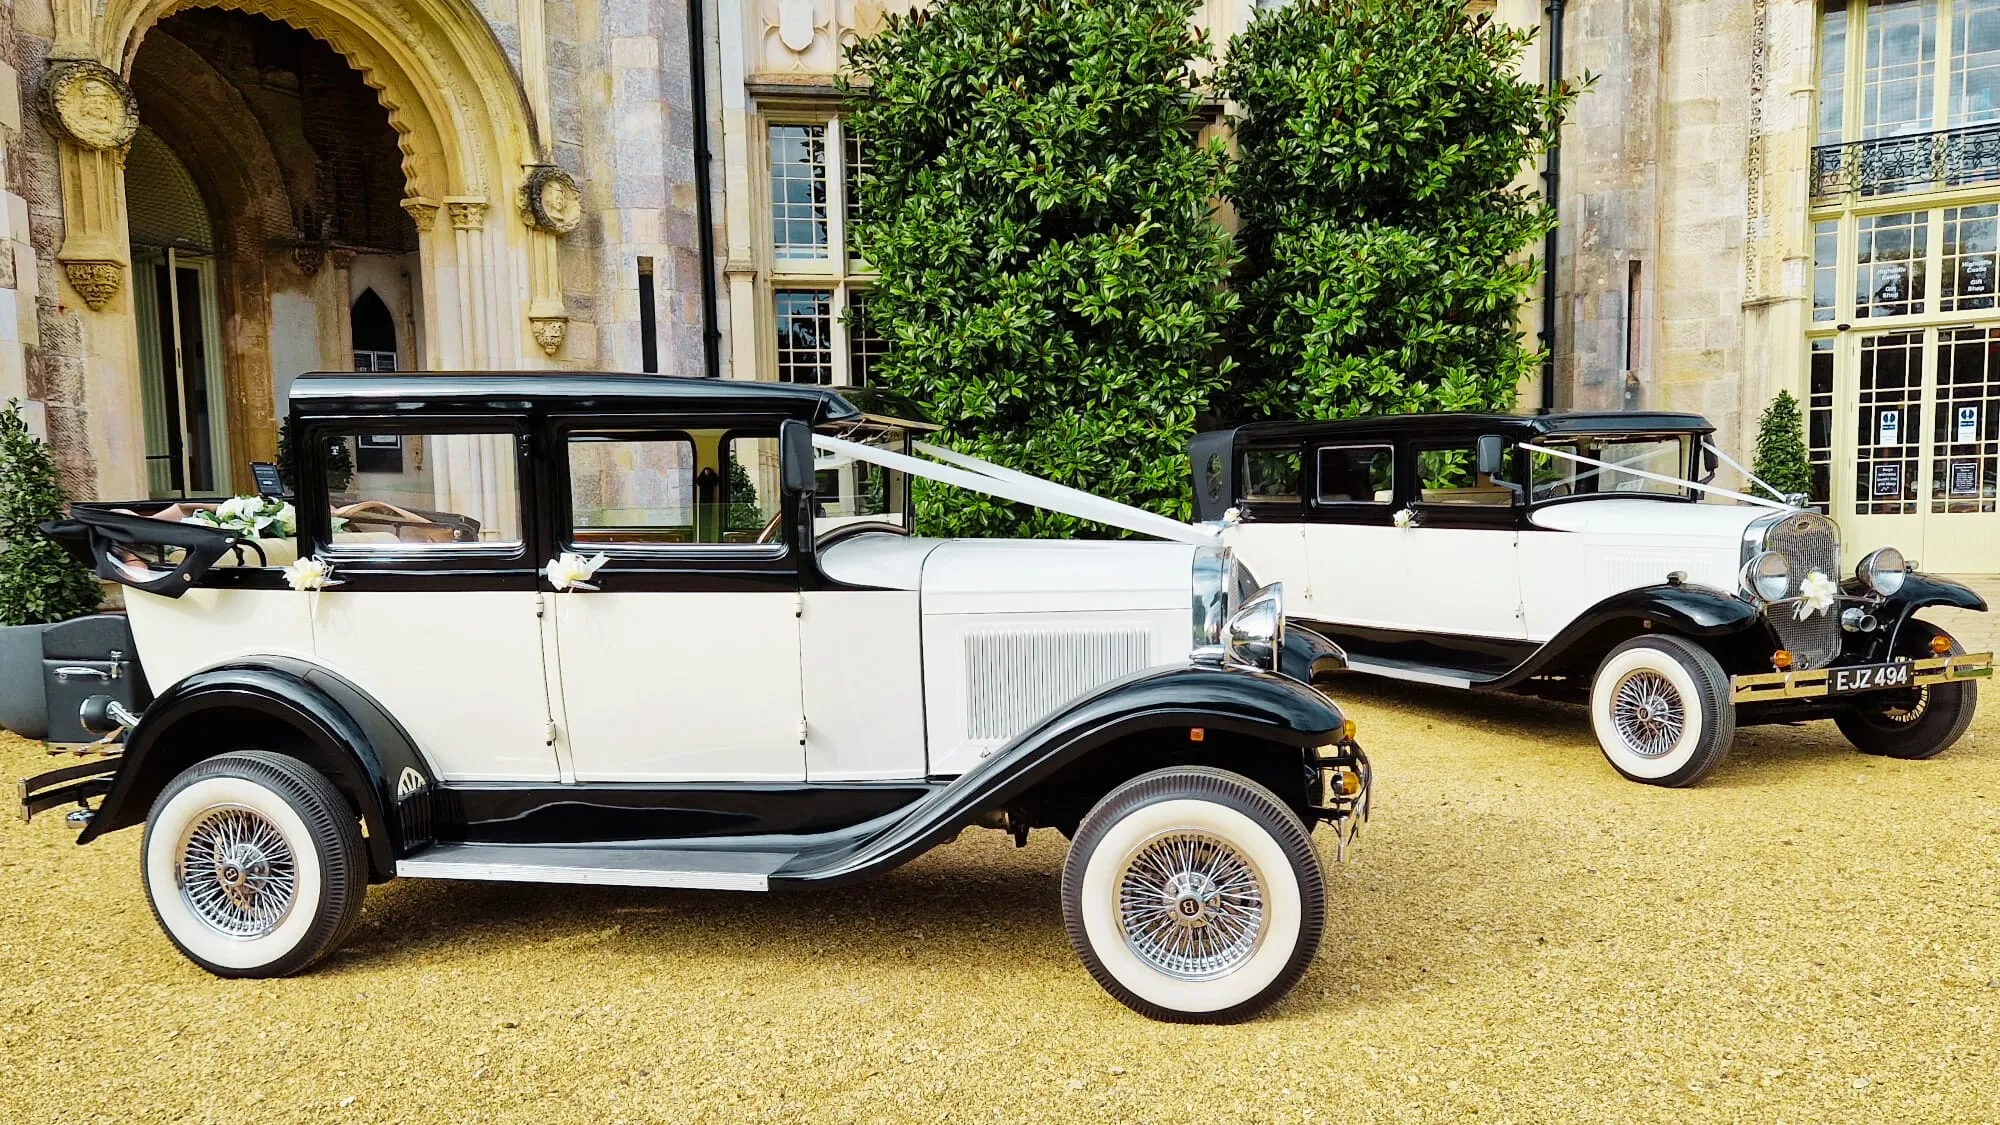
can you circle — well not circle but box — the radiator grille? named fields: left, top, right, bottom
left=964, top=627, right=1153, bottom=742
left=1765, top=512, right=1842, bottom=670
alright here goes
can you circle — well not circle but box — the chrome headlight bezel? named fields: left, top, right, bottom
left=1191, top=545, right=1261, bottom=647
left=1222, top=582, right=1285, bottom=672
left=1740, top=550, right=1790, bottom=603
left=1856, top=545, right=1908, bottom=597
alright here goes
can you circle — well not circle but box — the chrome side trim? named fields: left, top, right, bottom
left=395, top=843, right=790, bottom=891
left=1730, top=652, right=1994, bottom=703
left=1342, top=657, right=1474, bottom=690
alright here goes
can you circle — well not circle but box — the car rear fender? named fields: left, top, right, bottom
left=76, top=658, right=437, bottom=882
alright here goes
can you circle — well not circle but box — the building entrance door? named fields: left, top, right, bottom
left=1841, top=327, right=2000, bottom=573
left=133, top=248, right=228, bottom=499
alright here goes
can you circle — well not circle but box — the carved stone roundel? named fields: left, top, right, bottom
left=41, top=61, right=140, bottom=150
left=521, top=166, right=583, bottom=235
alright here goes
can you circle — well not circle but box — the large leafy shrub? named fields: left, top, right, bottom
left=842, top=0, right=1239, bottom=537
left=1752, top=390, right=1814, bottom=500
left=0, top=401, right=101, bottom=626
left=1219, top=1, right=1577, bottom=421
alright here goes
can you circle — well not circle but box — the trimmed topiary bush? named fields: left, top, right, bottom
left=0, top=401, right=102, bottom=626
left=1752, top=390, right=1814, bottom=500
left=841, top=0, right=1239, bottom=537
left=1218, top=0, right=1578, bottom=421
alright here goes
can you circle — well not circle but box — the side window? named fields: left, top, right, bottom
left=1315, top=444, right=1395, bottom=504
left=567, top=428, right=783, bottom=547
left=1240, top=447, right=1302, bottom=503
left=324, top=429, right=521, bottom=547
left=1416, top=444, right=1516, bottom=507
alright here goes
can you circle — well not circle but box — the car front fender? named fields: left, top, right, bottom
left=1489, top=582, right=1762, bottom=688
left=771, top=662, right=1349, bottom=888
left=1877, top=572, right=1988, bottom=655
left=76, top=658, right=437, bottom=881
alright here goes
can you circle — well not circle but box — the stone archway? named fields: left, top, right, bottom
left=40, top=0, right=582, bottom=498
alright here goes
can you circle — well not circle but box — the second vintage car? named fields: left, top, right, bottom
left=21, top=373, right=1369, bottom=1024
left=1191, top=411, right=1992, bottom=787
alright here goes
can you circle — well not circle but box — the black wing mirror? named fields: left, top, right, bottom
left=1700, top=443, right=1720, bottom=484
left=780, top=419, right=814, bottom=495
left=1476, top=434, right=1524, bottom=504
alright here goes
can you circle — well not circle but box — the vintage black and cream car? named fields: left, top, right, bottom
left=1191, top=411, right=1993, bottom=787
left=18, top=373, right=1369, bottom=1024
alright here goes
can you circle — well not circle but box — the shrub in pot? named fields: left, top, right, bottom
left=0, top=401, right=104, bottom=737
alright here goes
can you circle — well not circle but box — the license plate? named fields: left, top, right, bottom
left=1829, top=660, right=1915, bottom=695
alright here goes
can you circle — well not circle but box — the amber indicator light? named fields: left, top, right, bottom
left=1189, top=727, right=1205, bottom=742
left=1932, top=635, right=1953, bottom=655
left=1772, top=650, right=1794, bottom=670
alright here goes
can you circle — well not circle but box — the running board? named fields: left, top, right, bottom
left=395, top=843, right=793, bottom=891
left=1340, top=656, right=1475, bottom=690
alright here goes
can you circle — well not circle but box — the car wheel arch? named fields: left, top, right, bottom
left=78, top=660, right=436, bottom=883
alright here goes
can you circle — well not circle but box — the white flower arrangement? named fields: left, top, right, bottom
left=1392, top=507, right=1417, bottom=529
left=283, top=555, right=337, bottom=592
left=185, top=495, right=296, bottom=538
left=544, top=552, right=609, bottom=592
left=1794, top=570, right=1839, bottom=620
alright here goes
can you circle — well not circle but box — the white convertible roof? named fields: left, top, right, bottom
left=811, top=433, right=1220, bottom=547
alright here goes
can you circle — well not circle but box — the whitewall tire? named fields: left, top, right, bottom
left=1589, top=635, right=1735, bottom=787
left=142, top=751, right=367, bottom=977
left=1061, top=766, right=1324, bottom=1023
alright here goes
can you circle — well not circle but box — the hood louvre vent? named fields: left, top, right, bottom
left=964, top=627, right=1153, bottom=743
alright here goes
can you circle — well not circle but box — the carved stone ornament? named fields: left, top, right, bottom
left=40, top=61, right=140, bottom=150
left=448, top=200, right=488, bottom=231
left=777, top=0, right=817, bottom=52
left=63, top=260, right=122, bottom=309
left=530, top=315, right=568, bottom=356
left=294, top=244, right=326, bottom=277
left=401, top=198, right=440, bottom=232
left=520, top=167, right=583, bottom=236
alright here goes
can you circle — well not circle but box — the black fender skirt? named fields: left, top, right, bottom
left=77, top=658, right=437, bottom=880
left=768, top=662, right=1347, bottom=889
left=1482, top=582, right=1763, bottom=690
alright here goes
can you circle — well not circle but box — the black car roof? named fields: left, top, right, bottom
left=1221, top=410, right=1714, bottom=444
left=288, top=372, right=873, bottom=424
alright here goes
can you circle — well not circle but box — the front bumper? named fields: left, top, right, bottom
left=1730, top=652, right=1993, bottom=704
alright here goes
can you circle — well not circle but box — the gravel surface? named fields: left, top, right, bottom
left=3, top=680, right=1996, bottom=1124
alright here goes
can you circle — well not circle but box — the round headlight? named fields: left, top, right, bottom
left=1857, top=546, right=1907, bottom=597
left=1224, top=582, right=1285, bottom=672
left=1741, top=551, right=1790, bottom=602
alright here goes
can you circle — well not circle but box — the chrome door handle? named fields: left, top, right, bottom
left=54, top=667, right=110, bottom=682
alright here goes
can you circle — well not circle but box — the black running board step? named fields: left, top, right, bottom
left=396, top=843, right=793, bottom=891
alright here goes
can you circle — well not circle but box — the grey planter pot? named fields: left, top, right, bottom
left=0, top=622, right=49, bottom=739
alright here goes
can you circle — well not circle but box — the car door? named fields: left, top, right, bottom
left=1387, top=438, right=1527, bottom=640
left=304, top=420, right=562, bottom=782
left=549, top=417, right=806, bottom=782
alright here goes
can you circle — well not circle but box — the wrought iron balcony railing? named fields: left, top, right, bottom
left=1812, top=123, right=2000, bottom=200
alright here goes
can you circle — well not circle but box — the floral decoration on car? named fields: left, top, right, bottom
left=544, top=551, right=609, bottom=591
left=1392, top=507, right=1416, bottom=529
left=1795, top=570, right=1839, bottom=620
left=183, top=495, right=296, bottom=538
left=283, top=556, right=337, bottom=592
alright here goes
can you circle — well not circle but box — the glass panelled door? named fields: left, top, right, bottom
left=133, top=249, right=228, bottom=499
left=1841, top=326, right=2000, bottom=572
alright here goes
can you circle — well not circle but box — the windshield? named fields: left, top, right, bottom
left=813, top=423, right=912, bottom=537
left=1529, top=434, right=1695, bottom=503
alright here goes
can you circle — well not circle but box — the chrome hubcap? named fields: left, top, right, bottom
left=177, top=805, right=297, bottom=939
left=1611, top=670, right=1685, bottom=759
left=1116, top=830, right=1266, bottom=980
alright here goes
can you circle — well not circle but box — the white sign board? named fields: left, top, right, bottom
left=1879, top=408, right=1901, bottom=447
left=1958, top=405, right=1981, bottom=444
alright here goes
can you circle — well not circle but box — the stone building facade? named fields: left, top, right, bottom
left=1533, top=0, right=2000, bottom=572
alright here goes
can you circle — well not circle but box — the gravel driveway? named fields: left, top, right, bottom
left=2, top=678, right=1995, bottom=1124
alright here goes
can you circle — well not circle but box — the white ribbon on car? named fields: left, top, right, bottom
left=810, top=434, right=1221, bottom=546
left=1517, top=442, right=1795, bottom=511
left=1699, top=439, right=1794, bottom=505
left=1795, top=570, right=1840, bottom=619
left=545, top=552, right=609, bottom=591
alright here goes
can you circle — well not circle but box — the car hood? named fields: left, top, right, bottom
left=1528, top=498, right=1772, bottom=542
left=817, top=532, right=1195, bottom=613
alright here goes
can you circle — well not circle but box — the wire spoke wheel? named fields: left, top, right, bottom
left=1610, top=669, right=1685, bottom=759
left=1115, top=829, right=1267, bottom=981
left=176, top=804, right=299, bottom=939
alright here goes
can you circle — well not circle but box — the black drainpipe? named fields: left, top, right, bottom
left=687, top=0, right=723, bottom=378
left=1539, top=0, right=1565, bottom=414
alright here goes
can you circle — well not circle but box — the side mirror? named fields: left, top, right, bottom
left=1476, top=434, right=1507, bottom=477
left=780, top=419, right=814, bottom=495
left=1700, top=443, right=1720, bottom=484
